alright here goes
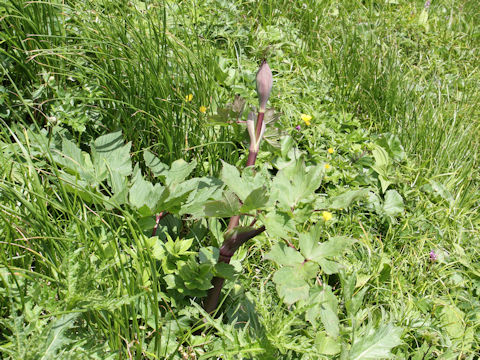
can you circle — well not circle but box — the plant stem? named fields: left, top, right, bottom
left=151, top=212, right=167, bottom=237
left=204, top=226, right=265, bottom=313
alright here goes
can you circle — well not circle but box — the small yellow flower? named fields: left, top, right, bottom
left=301, top=114, right=312, bottom=126
left=328, top=147, right=334, bottom=154
left=322, top=211, right=333, bottom=222
left=185, top=94, right=193, bottom=102
left=199, top=105, right=207, bottom=113
left=324, top=163, right=331, bottom=170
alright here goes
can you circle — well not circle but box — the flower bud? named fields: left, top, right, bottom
left=256, top=60, right=273, bottom=112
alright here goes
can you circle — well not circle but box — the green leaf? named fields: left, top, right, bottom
left=144, top=150, right=168, bottom=177
left=214, top=262, right=236, bottom=280
left=128, top=175, right=166, bottom=215
left=240, top=186, right=269, bottom=212
left=93, top=131, right=132, bottom=177
left=329, top=189, right=369, bottom=210
left=315, top=333, right=341, bottom=355
left=272, top=160, right=323, bottom=209
left=204, top=191, right=241, bottom=217
left=199, top=246, right=219, bottom=265
left=220, top=162, right=259, bottom=201
left=179, top=177, right=223, bottom=217
left=300, top=235, right=352, bottom=262
left=383, top=190, right=404, bottom=217
left=263, top=211, right=296, bottom=238
left=165, top=159, right=196, bottom=186
left=265, top=242, right=304, bottom=267
left=348, top=324, right=402, bottom=360
left=307, top=285, right=339, bottom=338
left=42, top=313, right=77, bottom=360
left=272, top=267, right=310, bottom=305
left=440, top=305, right=465, bottom=340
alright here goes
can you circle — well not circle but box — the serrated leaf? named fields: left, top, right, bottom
left=144, top=150, right=168, bottom=177
left=265, top=242, right=304, bottom=267
left=272, top=267, right=310, bottom=305
left=204, top=191, right=241, bottom=217
left=301, top=235, right=352, bottom=262
left=129, top=175, right=166, bottom=215
left=220, top=162, right=250, bottom=201
left=316, top=333, right=341, bottom=355
left=165, top=159, right=196, bottom=186
left=42, top=313, right=77, bottom=360
left=179, top=177, right=223, bottom=217
left=349, top=323, right=402, bottom=360
left=199, top=246, right=219, bottom=265
left=263, top=211, right=296, bottom=238
left=307, top=285, right=339, bottom=338
left=240, top=187, right=269, bottom=212
left=272, top=160, right=323, bottom=209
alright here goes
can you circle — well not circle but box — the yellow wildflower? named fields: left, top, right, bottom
left=185, top=94, right=193, bottom=102
left=324, top=163, right=331, bottom=170
left=328, top=147, right=334, bottom=154
left=301, top=114, right=312, bottom=126
left=199, top=105, right=207, bottom=113
left=322, top=211, right=333, bottom=222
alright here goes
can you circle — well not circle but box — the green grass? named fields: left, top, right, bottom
left=1, top=0, right=479, bottom=359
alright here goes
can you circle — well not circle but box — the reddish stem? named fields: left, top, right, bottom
left=255, top=111, right=265, bottom=140
left=151, top=212, right=167, bottom=237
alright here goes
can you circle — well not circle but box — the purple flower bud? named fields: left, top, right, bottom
left=256, top=60, right=273, bottom=112
left=295, top=125, right=301, bottom=131
left=429, top=250, right=437, bottom=261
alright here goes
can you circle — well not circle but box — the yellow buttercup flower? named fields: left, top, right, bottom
left=324, top=163, right=331, bottom=170
left=185, top=94, right=193, bottom=102
left=322, top=211, right=333, bottom=222
left=328, top=147, right=334, bottom=154
left=301, top=114, right=312, bottom=126
left=199, top=105, right=207, bottom=113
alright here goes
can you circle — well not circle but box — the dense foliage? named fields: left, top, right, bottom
left=1, top=0, right=479, bottom=359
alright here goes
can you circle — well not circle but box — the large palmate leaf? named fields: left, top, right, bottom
left=271, top=160, right=323, bottom=209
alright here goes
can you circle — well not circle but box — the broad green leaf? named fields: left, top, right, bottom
left=144, top=150, right=168, bottom=177
left=307, top=285, right=339, bottom=338
left=383, top=190, right=404, bottom=217
left=329, top=189, right=369, bottom=210
left=318, top=258, right=342, bottom=274
left=93, top=131, right=132, bottom=177
left=220, top=162, right=265, bottom=201
left=272, top=160, right=323, bottom=209
left=348, top=323, right=402, bottom=360
left=199, top=246, right=219, bottom=265
left=315, top=333, right=341, bottom=355
left=240, top=186, right=269, bottom=212
left=265, top=242, right=304, bottom=267
left=165, top=159, right=196, bottom=186
left=204, top=191, right=241, bottom=217
left=301, top=236, right=352, bottom=262
left=179, top=177, right=223, bottom=217
left=372, top=145, right=390, bottom=169
left=440, top=305, right=465, bottom=340
left=272, top=266, right=310, bottom=305
left=128, top=175, right=166, bottom=215
left=263, top=211, right=296, bottom=239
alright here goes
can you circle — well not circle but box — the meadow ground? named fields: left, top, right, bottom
left=0, top=0, right=479, bottom=359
